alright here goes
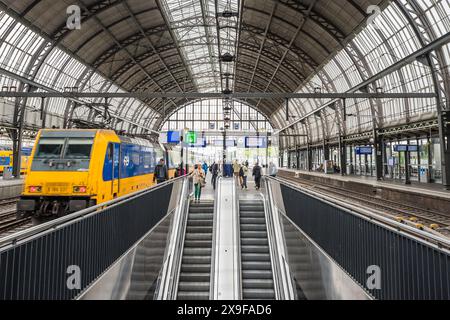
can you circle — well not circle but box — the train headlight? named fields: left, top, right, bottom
left=29, top=186, right=42, bottom=193
left=73, top=186, right=87, bottom=193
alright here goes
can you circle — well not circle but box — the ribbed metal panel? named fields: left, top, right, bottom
left=0, top=184, right=173, bottom=300
left=280, top=184, right=450, bottom=300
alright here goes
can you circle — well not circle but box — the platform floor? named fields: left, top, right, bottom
left=0, top=177, right=23, bottom=200
left=0, top=177, right=23, bottom=186
left=280, top=168, right=450, bottom=199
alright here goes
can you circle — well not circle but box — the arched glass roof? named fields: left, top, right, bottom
left=0, top=0, right=448, bottom=148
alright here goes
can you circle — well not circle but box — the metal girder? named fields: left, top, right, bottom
left=274, top=31, right=450, bottom=135
left=0, top=91, right=436, bottom=99
left=246, top=3, right=277, bottom=93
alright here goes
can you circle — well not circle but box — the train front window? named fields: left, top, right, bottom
left=35, top=138, right=65, bottom=158
left=64, top=138, right=93, bottom=159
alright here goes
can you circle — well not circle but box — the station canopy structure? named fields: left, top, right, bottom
left=0, top=0, right=448, bottom=151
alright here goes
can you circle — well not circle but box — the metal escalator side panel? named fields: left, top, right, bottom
left=157, top=177, right=192, bottom=300
left=261, top=178, right=296, bottom=300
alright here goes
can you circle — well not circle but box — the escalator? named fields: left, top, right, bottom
left=239, top=199, right=276, bottom=300
left=177, top=200, right=214, bottom=300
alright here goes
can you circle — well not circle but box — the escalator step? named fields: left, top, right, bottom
left=181, top=264, right=211, bottom=273
left=242, top=288, right=275, bottom=300
left=240, top=217, right=266, bottom=224
left=186, top=226, right=213, bottom=233
left=184, top=240, right=213, bottom=248
left=239, top=211, right=265, bottom=217
left=178, top=281, right=210, bottom=292
left=241, top=238, right=269, bottom=246
left=243, top=279, right=274, bottom=289
left=242, top=261, right=272, bottom=270
left=241, top=230, right=268, bottom=238
left=242, top=270, right=273, bottom=279
left=185, top=233, right=213, bottom=240
left=181, top=256, right=211, bottom=264
left=183, top=248, right=212, bottom=256
left=240, top=224, right=267, bottom=231
left=187, top=219, right=213, bottom=227
left=179, top=273, right=210, bottom=282
left=241, top=245, right=270, bottom=253
left=177, top=291, right=210, bottom=300
left=241, top=253, right=271, bottom=262
left=188, top=213, right=213, bottom=220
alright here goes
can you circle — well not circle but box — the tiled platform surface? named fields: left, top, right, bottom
left=0, top=177, right=23, bottom=200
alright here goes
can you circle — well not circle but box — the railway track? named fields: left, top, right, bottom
left=0, top=197, right=33, bottom=238
left=278, top=174, right=450, bottom=238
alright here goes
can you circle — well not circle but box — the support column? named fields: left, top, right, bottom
left=307, top=144, right=312, bottom=171
left=339, top=135, right=347, bottom=176
left=438, top=110, right=450, bottom=189
left=323, top=139, right=329, bottom=161
left=427, top=134, right=433, bottom=183
left=40, top=97, right=46, bottom=128
left=374, top=129, right=383, bottom=180
left=223, top=130, right=227, bottom=174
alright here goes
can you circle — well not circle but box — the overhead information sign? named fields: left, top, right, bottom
left=245, top=137, right=267, bottom=148
left=167, top=131, right=181, bottom=143
left=355, top=146, right=373, bottom=155
left=190, top=137, right=207, bottom=148
left=213, top=139, right=236, bottom=147
left=394, top=145, right=418, bottom=152
left=185, top=131, right=197, bottom=144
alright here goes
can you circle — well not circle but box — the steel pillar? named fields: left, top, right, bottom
left=374, top=129, right=383, bottom=181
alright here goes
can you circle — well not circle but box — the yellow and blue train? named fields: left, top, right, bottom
left=17, top=129, right=183, bottom=220
left=0, top=147, right=32, bottom=175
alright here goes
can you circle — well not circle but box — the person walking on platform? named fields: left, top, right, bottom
left=202, top=161, right=209, bottom=177
left=233, top=160, right=241, bottom=184
left=153, top=158, right=168, bottom=184
left=268, top=161, right=278, bottom=177
left=193, top=164, right=205, bottom=202
left=253, top=162, right=262, bottom=190
left=210, top=161, right=219, bottom=190
left=240, top=162, right=249, bottom=190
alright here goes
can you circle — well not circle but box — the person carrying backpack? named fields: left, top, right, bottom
left=153, top=158, right=168, bottom=184
left=240, top=162, right=249, bottom=190
left=202, top=161, right=209, bottom=177
left=210, top=161, right=219, bottom=190
left=252, top=162, right=262, bottom=190
left=192, top=164, right=205, bottom=202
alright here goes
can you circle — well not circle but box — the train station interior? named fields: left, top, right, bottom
left=0, top=0, right=449, bottom=302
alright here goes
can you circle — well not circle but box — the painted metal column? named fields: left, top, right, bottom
left=439, top=110, right=450, bottom=189
left=307, top=144, right=312, bottom=171
left=339, top=136, right=346, bottom=176
left=427, top=134, right=433, bottom=183
left=374, top=129, right=383, bottom=180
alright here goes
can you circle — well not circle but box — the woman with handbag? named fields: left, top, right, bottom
left=193, top=164, right=206, bottom=202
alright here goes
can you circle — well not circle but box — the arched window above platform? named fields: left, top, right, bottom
left=161, top=99, right=274, bottom=133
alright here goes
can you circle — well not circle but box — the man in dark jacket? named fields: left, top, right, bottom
left=252, top=162, right=262, bottom=190
left=154, top=158, right=169, bottom=184
left=210, top=161, right=219, bottom=190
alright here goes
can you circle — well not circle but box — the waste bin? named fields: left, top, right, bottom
left=3, top=166, right=13, bottom=180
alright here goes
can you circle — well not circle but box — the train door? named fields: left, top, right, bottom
left=109, top=143, right=120, bottom=198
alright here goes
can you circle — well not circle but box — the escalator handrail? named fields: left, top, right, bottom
left=159, top=176, right=192, bottom=300
left=210, top=176, right=222, bottom=299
